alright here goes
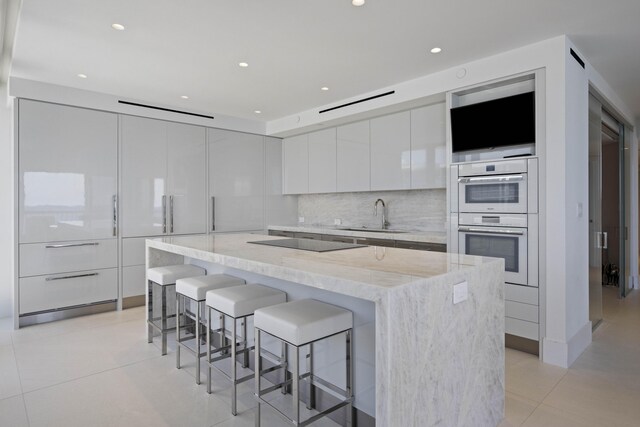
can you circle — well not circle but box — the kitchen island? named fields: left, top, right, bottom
left=146, top=233, right=505, bottom=427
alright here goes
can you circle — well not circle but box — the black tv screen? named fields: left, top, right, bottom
left=450, top=92, right=535, bottom=153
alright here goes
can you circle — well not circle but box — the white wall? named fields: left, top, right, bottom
left=0, top=83, right=13, bottom=318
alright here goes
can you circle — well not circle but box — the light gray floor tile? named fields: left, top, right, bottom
left=0, top=344, right=23, bottom=400
left=0, top=395, right=30, bottom=427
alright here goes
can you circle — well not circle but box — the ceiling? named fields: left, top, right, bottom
left=8, top=0, right=640, bottom=123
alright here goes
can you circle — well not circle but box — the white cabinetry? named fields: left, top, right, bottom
left=308, top=128, right=337, bottom=193
left=370, top=111, right=411, bottom=191
left=265, top=137, right=298, bottom=226
left=283, top=135, right=309, bottom=195
left=17, top=100, right=118, bottom=317
left=410, top=103, right=446, bottom=189
left=18, top=100, right=118, bottom=243
left=120, top=115, right=206, bottom=237
left=209, top=129, right=265, bottom=232
left=337, top=121, right=370, bottom=192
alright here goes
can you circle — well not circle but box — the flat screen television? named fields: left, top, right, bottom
left=450, top=91, right=535, bottom=153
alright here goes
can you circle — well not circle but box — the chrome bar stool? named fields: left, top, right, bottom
left=175, top=274, right=246, bottom=384
left=205, top=284, right=287, bottom=415
left=147, top=264, right=206, bottom=355
left=254, top=299, right=354, bottom=427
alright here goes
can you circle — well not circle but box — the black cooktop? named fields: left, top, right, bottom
left=248, top=238, right=366, bottom=253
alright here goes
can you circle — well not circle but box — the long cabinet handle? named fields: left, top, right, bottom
left=162, top=195, right=167, bottom=234
left=46, top=272, right=99, bottom=281
left=458, top=226, right=525, bottom=236
left=602, top=231, right=608, bottom=249
left=458, top=174, right=524, bottom=184
left=113, top=195, right=118, bottom=237
left=211, top=196, right=215, bottom=231
left=170, top=195, right=174, bottom=234
left=45, top=242, right=99, bottom=249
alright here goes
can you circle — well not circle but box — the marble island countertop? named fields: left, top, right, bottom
left=267, top=224, right=447, bottom=244
left=147, top=234, right=492, bottom=301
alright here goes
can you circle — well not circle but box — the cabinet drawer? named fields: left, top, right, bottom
left=123, top=265, right=146, bottom=298
left=122, top=237, right=149, bottom=266
left=19, top=268, right=118, bottom=315
left=20, top=239, right=117, bottom=277
left=506, top=301, right=539, bottom=323
left=505, top=283, right=538, bottom=305
left=505, top=317, right=539, bottom=341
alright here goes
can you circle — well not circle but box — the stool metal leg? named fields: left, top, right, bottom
left=207, top=306, right=212, bottom=394
left=346, top=329, right=353, bottom=427
left=281, top=341, right=288, bottom=395
left=161, top=285, right=168, bottom=356
left=195, top=300, right=201, bottom=385
left=307, top=342, right=315, bottom=410
left=176, top=294, right=181, bottom=368
left=292, top=344, right=300, bottom=425
left=242, top=319, right=249, bottom=368
left=254, top=328, right=261, bottom=427
left=147, top=280, right=153, bottom=343
left=231, top=317, right=238, bottom=415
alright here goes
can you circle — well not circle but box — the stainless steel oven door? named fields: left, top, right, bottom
left=458, top=225, right=528, bottom=285
left=458, top=174, right=527, bottom=213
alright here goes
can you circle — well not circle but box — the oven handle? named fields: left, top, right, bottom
left=457, top=174, right=524, bottom=183
left=458, top=226, right=525, bottom=236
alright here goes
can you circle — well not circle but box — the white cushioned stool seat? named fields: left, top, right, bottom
left=147, top=264, right=206, bottom=286
left=206, top=284, right=286, bottom=318
left=176, top=275, right=245, bottom=301
left=254, top=299, right=353, bottom=346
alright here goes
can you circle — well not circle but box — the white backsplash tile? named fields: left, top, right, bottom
left=297, top=189, right=446, bottom=232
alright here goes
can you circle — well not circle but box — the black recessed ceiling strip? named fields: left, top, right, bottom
left=118, top=100, right=214, bottom=119
left=569, top=48, right=585, bottom=69
left=319, top=90, right=395, bottom=114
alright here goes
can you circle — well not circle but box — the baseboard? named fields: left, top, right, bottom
left=18, top=300, right=117, bottom=327
left=542, top=321, right=592, bottom=368
left=123, top=295, right=145, bottom=309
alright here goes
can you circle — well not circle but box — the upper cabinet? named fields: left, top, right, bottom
left=337, top=121, right=370, bottom=192
left=265, top=137, right=298, bottom=226
left=283, top=135, right=309, bottom=194
left=120, top=115, right=206, bottom=237
left=370, top=111, right=411, bottom=191
left=209, top=129, right=265, bottom=232
left=18, top=100, right=118, bottom=243
left=410, top=103, right=446, bottom=189
left=308, top=128, right=337, bottom=193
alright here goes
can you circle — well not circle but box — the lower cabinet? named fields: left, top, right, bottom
left=20, top=268, right=118, bottom=315
left=123, top=265, right=146, bottom=299
left=505, top=283, right=539, bottom=342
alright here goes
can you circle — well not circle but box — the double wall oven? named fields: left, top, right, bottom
left=451, top=158, right=538, bottom=288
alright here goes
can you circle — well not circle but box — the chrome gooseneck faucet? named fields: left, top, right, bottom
left=374, top=198, right=390, bottom=230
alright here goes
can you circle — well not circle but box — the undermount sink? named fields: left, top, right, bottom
left=340, top=227, right=408, bottom=234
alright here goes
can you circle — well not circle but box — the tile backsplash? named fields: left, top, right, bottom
left=297, top=189, right=446, bottom=232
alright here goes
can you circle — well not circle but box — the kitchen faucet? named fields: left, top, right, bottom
left=374, top=198, right=390, bottom=230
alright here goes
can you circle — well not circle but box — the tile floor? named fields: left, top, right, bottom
left=0, top=286, right=637, bottom=426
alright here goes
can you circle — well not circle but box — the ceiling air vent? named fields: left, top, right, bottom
left=319, top=90, right=395, bottom=114
left=118, top=100, right=214, bottom=119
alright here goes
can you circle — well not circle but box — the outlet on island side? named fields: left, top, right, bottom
left=453, top=281, right=468, bottom=304
left=334, top=218, right=342, bottom=225
left=298, top=216, right=304, bottom=223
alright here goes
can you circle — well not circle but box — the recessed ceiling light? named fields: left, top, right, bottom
left=254, top=110, right=262, bottom=114
left=77, top=73, right=87, bottom=79
left=181, top=95, right=189, bottom=99
left=430, top=47, right=442, bottom=54
left=111, top=23, right=125, bottom=31
left=238, top=62, right=249, bottom=68
left=321, top=87, right=329, bottom=91
left=352, top=0, right=365, bottom=6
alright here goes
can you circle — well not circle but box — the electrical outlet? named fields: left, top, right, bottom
left=453, top=281, right=468, bottom=304
left=298, top=216, right=305, bottom=223
left=334, top=218, right=342, bottom=225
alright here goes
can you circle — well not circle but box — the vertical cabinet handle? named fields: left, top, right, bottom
left=162, top=195, right=167, bottom=234
left=603, top=231, right=608, bottom=249
left=211, top=196, right=215, bottom=231
left=112, top=195, right=118, bottom=237
left=170, top=195, right=174, bottom=234
left=596, top=232, right=602, bottom=249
